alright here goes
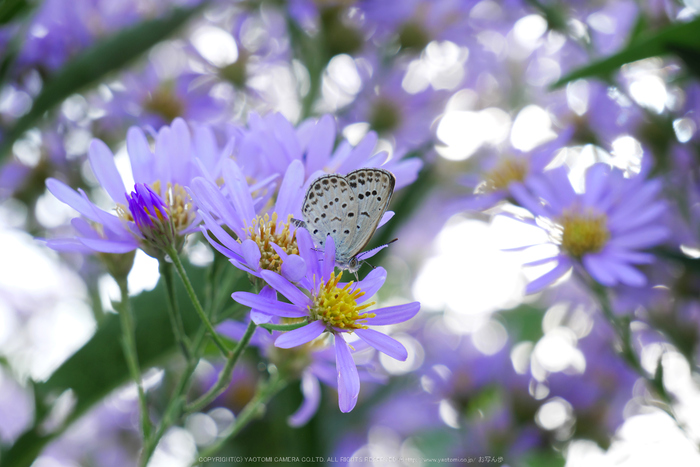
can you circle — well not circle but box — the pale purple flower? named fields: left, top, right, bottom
left=231, top=231, right=420, bottom=412
left=234, top=113, right=422, bottom=190
left=45, top=118, right=227, bottom=255
left=217, top=305, right=383, bottom=426
left=449, top=132, right=571, bottom=214
left=190, top=158, right=307, bottom=280
left=511, top=163, right=669, bottom=293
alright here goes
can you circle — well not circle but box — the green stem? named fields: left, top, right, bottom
left=185, top=319, right=258, bottom=413
left=140, top=326, right=210, bottom=466
left=588, top=279, right=684, bottom=424
left=115, top=276, right=151, bottom=439
left=159, top=258, right=191, bottom=358
left=166, top=246, right=229, bottom=355
left=195, top=372, right=287, bottom=461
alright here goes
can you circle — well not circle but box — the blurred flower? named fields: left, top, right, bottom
left=45, top=118, right=226, bottom=257
left=97, top=65, right=228, bottom=133
left=511, top=163, right=668, bottom=293
left=232, top=232, right=420, bottom=412
left=450, top=133, right=570, bottom=213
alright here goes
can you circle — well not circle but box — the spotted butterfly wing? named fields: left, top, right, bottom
left=342, top=168, right=395, bottom=263
left=301, top=173, right=360, bottom=253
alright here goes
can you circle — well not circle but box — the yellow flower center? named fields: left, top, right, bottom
left=143, top=84, right=184, bottom=122
left=557, top=209, right=610, bottom=258
left=310, top=272, right=376, bottom=330
left=482, top=157, right=529, bottom=192
left=245, top=213, right=299, bottom=273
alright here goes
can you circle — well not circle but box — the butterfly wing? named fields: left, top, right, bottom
left=344, top=168, right=396, bottom=258
left=301, top=174, right=359, bottom=255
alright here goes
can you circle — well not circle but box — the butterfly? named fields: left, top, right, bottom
left=293, top=168, right=396, bottom=275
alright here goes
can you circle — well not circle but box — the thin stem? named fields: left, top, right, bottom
left=196, top=372, right=287, bottom=460
left=140, top=327, right=210, bottom=466
left=159, top=258, right=191, bottom=359
left=166, top=246, right=229, bottom=355
left=185, top=319, right=258, bottom=413
left=115, top=276, right=151, bottom=440
left=587, top=279, right=688, bottom=429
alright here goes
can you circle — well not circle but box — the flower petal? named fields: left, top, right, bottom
left=352, top=267, right=386, bottom=304
left=323, top=235, right=336, bottom=281
left=355, top=328, right=407, bottom=361
left=305, top=115, right=336, bottom=174
left=46, top=178, right=101, bottom=223
left=79, top=237, right=138, bottom=254
left=376, top=211, right=394, bottom=229
left=88, top=139, right=127, bottom=205
left=288, top=371, right=322, bottom=427
left=261, top=270, right=311, bottom=308
left=274, top=159, right=305, bottom=219
left=126, top=127, right=154, bottom=184
left=334, top=334, right=360, bottom=413
left=525, top=258, right=572, bottom=294
left=280, top=254, right=307, bottom=283
left=582, top=254, right=617, bottom=286
left=241, top=239, right=262, bottom=270
left=231, top=292, right=307, bottom=317
left=221, top=159, right=256, bottom=225
left=275, top=320, right=325, bottom=348
left=364, top=301, right=420, bottom=326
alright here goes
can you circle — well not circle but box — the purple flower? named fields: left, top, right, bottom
left=191, top=158, right=307, bottom=280
left=231, top=231, right=420, bottom=412
left=511, top=163, right=669, bottom=293
left=96, top=64, right=227, bottom=134
left=217, top=308, right=383, bottom=426
left=449, top=131, right=571, bottom=214
left=45, top=118, right=226, bottom=256
left=235, top=113, right=422, bottom=190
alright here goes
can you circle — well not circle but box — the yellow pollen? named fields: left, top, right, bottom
left=310, top=272, right=376, bottom=331
left=557, top=209, right=610, bottom=258
left=483, top=157, right=529, bottom=192
left=143, top=84, right=184, bottom=122
left=245, top=213, right=299, bottom=273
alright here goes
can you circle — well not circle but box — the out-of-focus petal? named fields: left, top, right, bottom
left=525, top=258, right=572, bottom=294
left=288, top=371, right=322, bottom=427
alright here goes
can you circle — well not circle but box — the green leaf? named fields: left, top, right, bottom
left=259, top=320, right=309, bottom=332
left=551, top=17, right=700, bottom=88
left=0, top=2, right=206, bottom=163
left=0, top=0, right=32, bottom=25
left=1, top=262, right=246, bottom=467
left=499, top=304, right=545, bottom=343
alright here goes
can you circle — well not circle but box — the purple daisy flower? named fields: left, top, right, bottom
left=231, top=231, right=420, bottom=412
left=449, top=130, right=571, bottom=214
left=96, top=69, right=227, bottom=134
left=510, top=162, right=669, bottom=293
left=217, top=301, right=384, bottom=426
left=236, top=113, right=422, bottom=190
left=190, top=157, right=307, bottom=280
left=45, top=118, right=228, bottom=256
